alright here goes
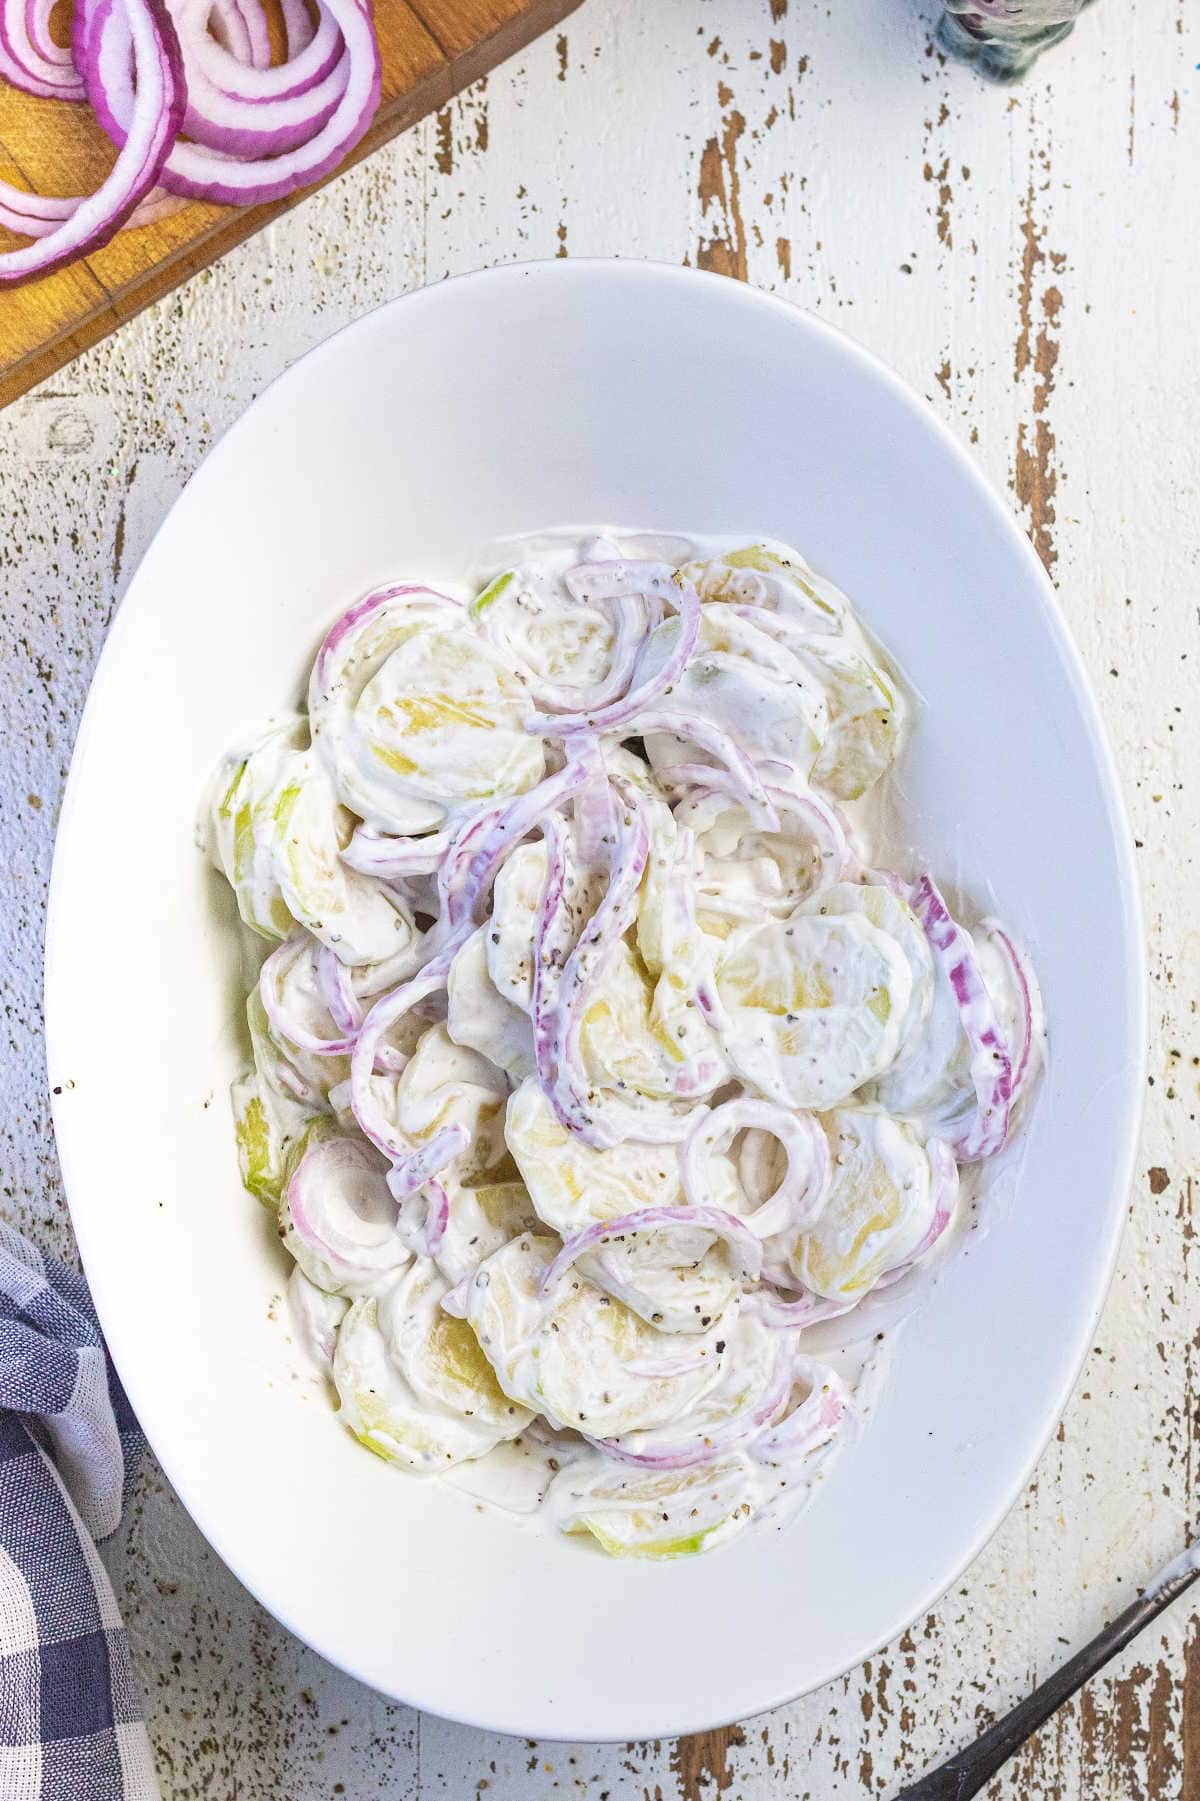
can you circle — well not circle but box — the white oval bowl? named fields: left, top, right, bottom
left=46, top=261, right=1143, bottom=1741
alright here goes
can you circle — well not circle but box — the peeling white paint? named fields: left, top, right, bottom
left=2, top=1, right=1197, bottom=1794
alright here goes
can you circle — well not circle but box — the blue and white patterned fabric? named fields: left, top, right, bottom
left=0, top=1223, right=159, bottom=1800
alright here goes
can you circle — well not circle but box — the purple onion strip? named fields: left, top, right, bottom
left=981, top=917, right=1044, bottom=1100
left=341, top=824, right=453, bottom=880
left=750, top=1358, right=849, bottom=1465
left=682, top=1097, right=831, bottom=1241
left=540, top=1205, right=764, bottom=1297
left=525, top=565, right=701, bottom=739
left=910, top=875, right=1014, bottom=1161
left=583, top=1356, right=795, bottom=1472
left=636, top=711, right=778, bottom=831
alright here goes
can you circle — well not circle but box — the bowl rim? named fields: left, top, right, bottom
left=45, top=257, right=1146, bottom=1741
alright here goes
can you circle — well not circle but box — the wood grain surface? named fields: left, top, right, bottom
left=1, top=1, right=1198, bottom=1796
left=0, top=0, right=581, bottom=407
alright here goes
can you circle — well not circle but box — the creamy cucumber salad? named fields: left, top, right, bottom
left=206, top=529, right=1043, bottom=1560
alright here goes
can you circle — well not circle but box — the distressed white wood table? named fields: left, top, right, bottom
left=1, top=2, right=1196, bottom=1794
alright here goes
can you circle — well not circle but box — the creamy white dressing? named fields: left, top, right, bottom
left=210, top=526, right=1045, bottom=1559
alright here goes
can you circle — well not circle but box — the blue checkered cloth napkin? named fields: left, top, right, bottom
left=0, top=1223, right=159, bottom=1800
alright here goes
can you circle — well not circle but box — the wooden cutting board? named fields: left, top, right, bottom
left=0, top=0, right=581, bottom=407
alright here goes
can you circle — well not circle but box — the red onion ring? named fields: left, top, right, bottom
left=0, top=0, right=184, bottom=286
left=543, top=799, right=649, bottom=1145
left=312, top=582, right=459, bottom=702
left=436, top=754, right=599, bottom=938
left=569, top=737, right=619, bottom=862
left=752, top=1287, right=860, bottom=1330
left=260, top=937, right=357, bottom=1058
left=188, top=0, right=342, bottom=101
left=539, top=1204, right=764, bottom=1296
left=27, top=0, right=79, bottom=67
left=85, top=0, right=380, bottom=206
left=167, top=0, right=348, bottom=157
left=672, top=765, right=851, bottom=886
left=749, top=1357, right=849, bottom=1465
left=261, top=937, right=407, bottom=1075
left=582, top=1354, right=795, bottom=1472
left=316, top=942, right=363, bottom=1034
left=903, top=1136, right=960, bottom=1266
left=636, top=710, right=779, bottom=831
left=0, top=0, right=85, bottom=98
left=529, top=811, right=572, bottom=1095
left=342, top=825, right=452, bottom=880
left=394, top=1175, right=449, bottom=1259
left=349, top=949, right=463, bottom=1164
left=286, top=1133, right=408, bottom=1282
left=910, top=875, right=1015, bottom=1160
left=683, top=1098, right=831, bottom=1241
left=384, top=1131, right=465, bottom=1203
left=0, top=176, right=182, bottom=237
left=208, top=0, right=270, bottom=68
left=478, top=563, right=652, bottom=717
left=525, top=566, right=701, bottom=739
left=981, top=917, right=1043, bottom=1101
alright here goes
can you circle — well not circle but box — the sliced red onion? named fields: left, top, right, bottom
left=540, top=1205, right=764, bottom=1296
left=0, top=176, right=182, bottom=238
left=529, top=811, right=572, bottom=1092
left=752, top=1287, right=860, bottom=1330
left=261, top=936, right=408, bottom=1073
left=349, top=950, right=461, bottom=1159
left=769, top=781, right=850, bottom=885
left=422, top=1178, right=450, bottom=1255
left=525, top=567, right=701, bottom=738
left=342, top=824, right=453, bottom=880
left=208, top=0, right=270, bottom=68
left=0, top=0, right=86, bottom=98
left=390, top=1167, right=450, bottom=1253
left=480, top=566, right=651, bottom=716
left=544, top=801, right=649, bottom=1145
left=981, top=917, right=1044, bottom=1100
left=383, top=1128, right=467, bottom=1204
left=260, top=937, right=357, bottom=1058
left=274, top=1061, right=324, bottom=1108
left=564, top=559, right=686, bottom=608
left=187, top=0, right=342, bottom=101
left=163, top=0, right=347, bottom=156
left=683, top=1098, right=831, bottom=1241
left=909, top=875, right=1014, bottom=1160
left=637, top=710, right=779, bottom=832
left=276, top=0, right=314, bottom=52
left=533, top=806, right=689, bottom=1141
left=750, top=1357, right=849, bottom=1465
left=27, top=0, right=80, bottom=66
left=436, top=754, right=599, bottom=938
left=312, top=582, right=458, bottom=702
left=583, top=1355, right=795, bottom=1472
left=286, top=1134, right=409, bottom=1283
left=528, top=803, right=692, bottom=1145
left=904, top=1136, right=960, bottom=1265
left=87, top=0, right=380, bottom=206
left=570, top=738, right=619, bottom=862
left=537, top=796, right=695, bottom=1149
left=1, top=0, right=184, bottom=287
left=393, top=1176, right=450, bottom=1259
left=316, top=942, right=363, bottom=1034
